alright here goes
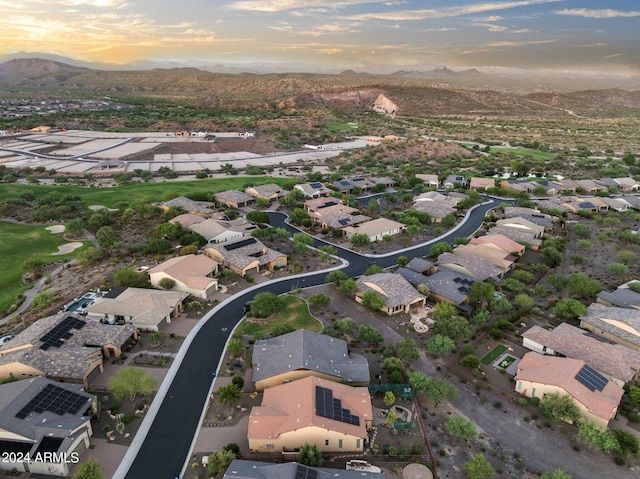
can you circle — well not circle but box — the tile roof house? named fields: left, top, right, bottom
left=222, top=460, right=384, bottom=479
left=168, top=213, right=207, bottom=229
left=405, top=257, right=437, bottom=275
left=495, top=217, right=545, bottom=238
left=452, top=244, right=516, bottom=273
left=469, top=177, right=495, bottom=190
left=0, top=313, right=135, bottom=389
left=579, top=303, right=640, bottom=352
left=596, top=282, right=640, bottom=309
left=204, top=236, right=287, bottom=277
left=599, top=197, right=630, bottom=212
left=437, top=252, right=503, bottom=281
left=189, top=217, right=257, bottom=244
left=245, top=183, right=288, bottom=202
left=295, top=182, right=332, bottom=198
left=342, top=218, right=406, bottom=242
left=443, top=175, right=469, bottom=189
left=415, top=174, right=439, bottom=188
left=486, top=226, right=542, bottom=250
left=355, top=273, right=426, bottom=315
left=399, top=267, right=476, bottom=311
left=515, top=352, right=624, bottom=428
left=503, top=207, right=554, bottom=230
left=412, top=191, right=460, bottom=222
left=85, top=287, right=188, bottom=332
left=159, top=196, right=214, bottom=216
left=214, top=190, right=255, bottom=208
left=522, top=322, right=640, bottom=387
left=148, top=254, right=218, bottom=299
left=252, top=330, right=370, bottom=391
left=0, top=377, right=96, bottom=476
left=248, top=376, right=372, bottom=454
left=469, top=234, right=526, bottom=256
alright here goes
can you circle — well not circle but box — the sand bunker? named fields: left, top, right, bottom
left=46, top=225, right=65, bottom=234
left=89, top=205, right=118, bottom=211
left=52, top=242, right=83, bottom=255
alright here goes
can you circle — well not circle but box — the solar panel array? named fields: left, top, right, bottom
left=316, top=201, right=338, bottom=209
left=0, top=440, right=32, bottom=454
left=575, top=364, right=608, bottom=392
left=295, top=465, right=319, bottom=479
left=39, top=316, right=85, bottom=351
left=309, top=182, right=323, bottom=189
left=223, top=237, right=257, bottom=251
left=315, top=385, right=360, bottom=426
left=338, top=218, right=351, bottom=226
left=34, top=437, right=64, bottom=454
left=16, top=384, right=91, bottom=419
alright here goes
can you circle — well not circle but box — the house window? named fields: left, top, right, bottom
left=517, top=381, right=522, bottom=390
left=264, top=444, right=274, bottom=450
left=338, top=439, right=343, bottom=449
left=356, top=439, right=361, bottom=449
left=325, top=440, right=329, bottom=446
left=531, top=388, right=536, bottom=397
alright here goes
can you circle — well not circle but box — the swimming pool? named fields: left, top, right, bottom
left=65, top=292, right=103, bottom=313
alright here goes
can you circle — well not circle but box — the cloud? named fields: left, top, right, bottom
left=554, top=9, right=640, bottom=19
left=268, top=22, right=293, bottom=32
left=315, top=48, right=343, bottom=55
left=420, top=27, right=457, bottom=32
left=343, top=0, right=562, bottom=21
left=298, top=23, right=361, bottom=36
left=49, top=0, right=128, bottom=7
left=486, top=39, right=556, bottom=47
left=227, top=0, right=388, bottom=13
left=603, top=53, right=624, bottom=59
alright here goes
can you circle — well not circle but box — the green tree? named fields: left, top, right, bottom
left=617, top=250, right=637, bottom=264
left=384, top=391, right=396, bottom=407
left=350, top=233, right=371, bottom=247
left=432, top=301, right=457, bottom=320
left=397, top=256, right=409, bottom=267
left=395, top=337, right=420, bottom=363
left=629, top=384, right=640, bottom=408
left=271, top=322, right=295, bottom=337
left=356, top=325, right=383, bottom=344
left=207, top=448, right=237, bottom=477
left=566, top=273, right=602, bottom=298
left=155, top=222, right=182, bottom=240
left=433, top=315, right=473, bottom=341
left=407, top=370, right=429, bottom=393
left=289, top=208, right=309, bottom=225
left=541, top=246, right=562, bottom=267
left=540, top=393, right=581, bottom=423
left=228, top=338, right=245, bottom=357
left=217, top=384, right=242, bottom=405
left=96, top=226, right=121, bottom=249
left=77, top=246, right=104, bottom=266
left=552, top=298, right=587, bottom=320
left=108, top=367, right=157, bottom=401
left=429, top=242, right=453, bottom=257
left=464, top=454, right=495, bottom=479
left=612, top=428, right=639, bottom=455
left=541, top=471, right=572, bottom=479
left=72, top=459, right=104, bottom=479
left=469, top=281, right=495, bottom=306
left=513, top=293, right=534, bottom=309
left=459, top=354, right=480, bottom=368
left=308, top=293, right=331, bottom=310
left=338, top=278, right=357, bottom=296
left=423, top=377, right=459, bottom=406
left=251, top=292, right=285, bottom=318
left=65, top=217, right=86, bottom=238
left=424, top=334, right=456, bottom=357
left=364, top=264, right=385, bottom=276
left=158, top=277, right=176, bottom=290
left=446, top=415, right=478, bottom=441
left=326, top=270, right=347, bottom=285
left=383, top=357, right=403, bottom=374
left=293, top=232, right=314, bottom=245
left=246, top=211, right=270, bottom=224
left=361, top=290, right=385, bottom=311
left=114, top=267, right=145, bottom=287
left=576, top=420, right=620, bottom=454
left=298, top=442, right=323, bottom=467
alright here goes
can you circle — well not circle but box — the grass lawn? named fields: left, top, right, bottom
left=0, top=176, right=300, bottom=210
left=480, top=344, right=508, bottom=365
left=234, top=295, right=322, bottom=338
left=489, top=147, right=555, bottom=161
left=324, top=121, right=360, bottom=132
left=0, top=222, right=90, bottom=314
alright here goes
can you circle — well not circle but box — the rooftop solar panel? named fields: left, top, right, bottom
left=338, top=218, right=350, bottom=226
left=315, top=386, right=360, bottom=426
left=16, top=384, right=91, bottom=419
left=34, top=437, right=64, bottom=454
left=575, top=364, right=608, bottom=392
left=39, top=316, right=86, bottom=350
left=309, top=182, right=323, bottom=189
left=223, top=237, right=257, bottom=251
left=0, top=440, right=33, bottom=454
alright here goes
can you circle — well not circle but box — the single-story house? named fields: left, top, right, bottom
left=245, top=183, right=288, bottom=202
left=204, top=236, right=287, bottom=277
left=158, top=196, right=215, bottom=216
left=85, top=287, right=188, bottom=332
left=469, top=177, right=495, bottom=191
left=397, top=267, right=475, bottom=311
left=355, top=273, right=426, bottom=315
left=522, top=322, right=640, bottom=387
left=596, top=282, right=640, bottom=309
left=0, top=377, right=96, bottom=477
left=189, top=217, right=257, bottom=244
left=0, top=313, right=136, bottom=389
left=469, top=234, right=526, bottom=256
left=248, top=376, right=372, bottom=454
left=412, top=201, right=457, bottom=223
left=579, top=303, right=640, bottom=352
left=599, top=197, right=631, bottom=212
left=252, top=330, right=370, bottom=391
left=437, top=252, right=502, bottom=281
left=452, top=244, right=516, bottom=273
left=495, top=217, right=545, bottom=239
left=515, top=352, right=624, bottom=428
left=148, top=254, right=218, bottom=299
left=222, top=460, right=384, bottom=479
left=214, top=190, right=255, bottom=209
left=443, top=175, right=469, bottom=189
left=503, top=207, right=554, bottom=230
left=342, top=218, right=406, bottom=242
left=415, top=174, right=439, bottom=188
left=168, top=213, right=207, bottom=229
left=295, top=182, right=332, bottom=198
left=486, top=226, right=542, bottom=251
left=404, top=257, right=438, bottom=275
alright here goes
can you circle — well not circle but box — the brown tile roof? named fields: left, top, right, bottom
left=515, top=352, right=624, bottom=424
left=452, top=244, right=515, bottom=270
left=437, top=252, right=502, bottom=281
left=248, top=376, right=371, bottom=440
left=356, top=273, right=426, bottom=309
left=522, top=323, right=640, bottom=383
left=580, top=303, right=640, bottom=348
left=169, top=214, right=206, bottom=228
left=148, top=254, right=218, bottom=290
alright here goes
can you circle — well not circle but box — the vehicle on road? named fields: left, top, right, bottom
left=242, top=301, right=253, bottom=314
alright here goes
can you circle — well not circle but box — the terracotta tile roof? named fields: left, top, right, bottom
left=486, top=227, right=542, bottom=249
left=214, top=190, right=254, bottom=205
left=515, top=352, right=624, bottom=424
left=522, top=323, right=640, bottom=383
left=169, top=213, right=206, bottom=228
left=469, top=234, right=525, bottom=254
left=342, top=218, right=405, bottom=237
left=452, top=244, right=515, bottom=270
left=248, top=376, right=371, bottom=440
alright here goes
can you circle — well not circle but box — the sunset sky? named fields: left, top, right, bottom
left=1, top=0, right=638, bottom=72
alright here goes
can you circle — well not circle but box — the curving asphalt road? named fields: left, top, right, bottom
left=116, top=196, right=508, bottom=479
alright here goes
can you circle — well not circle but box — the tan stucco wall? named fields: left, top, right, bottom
left=580, top=320, right=640, bottom=352
left=249, top=425, right=365, bottom=453
left=515, top=379, right=613, bottom=429
left=150, top=272, right=217, bottom=299
left=0, top=362, right=44, bottom=382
